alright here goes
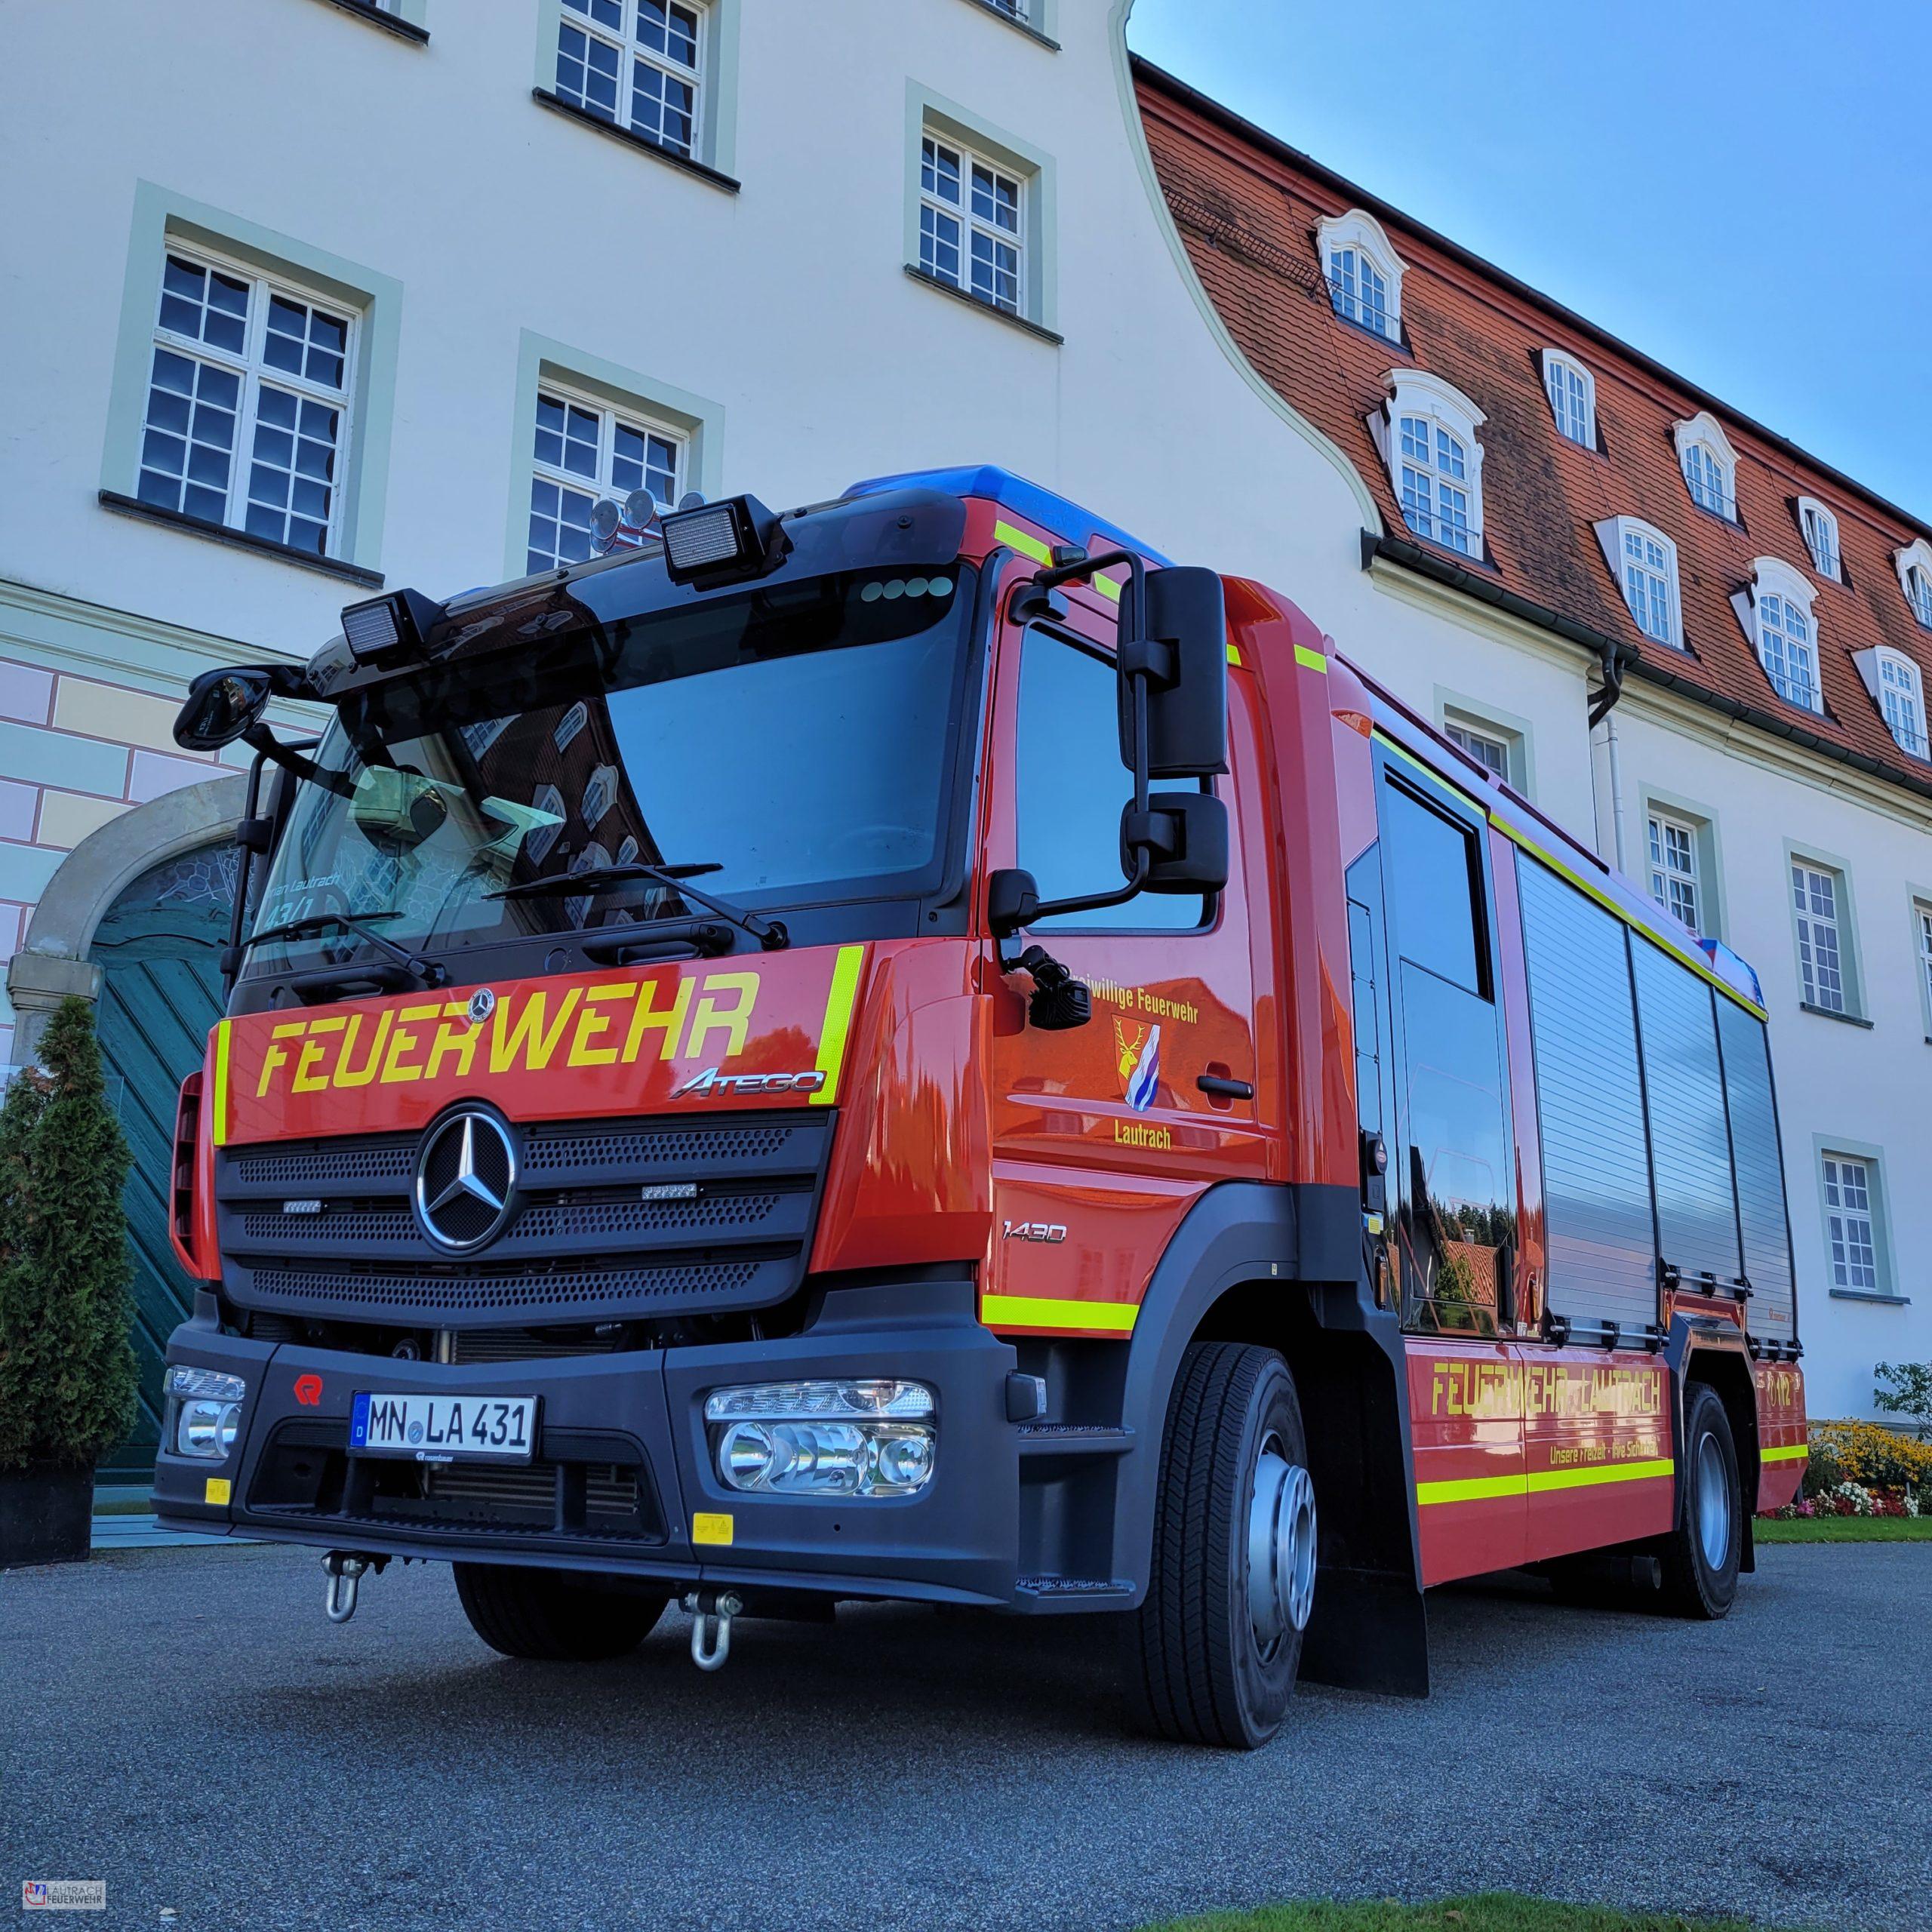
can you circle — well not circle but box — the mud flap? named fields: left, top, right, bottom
left=1300, top=1564, right=1429, bottom=1698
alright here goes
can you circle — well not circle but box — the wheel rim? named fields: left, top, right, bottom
left=1247, top=1431, right=1318, bottom=1655
left=1695, top=1432, right=1731, bottom=1570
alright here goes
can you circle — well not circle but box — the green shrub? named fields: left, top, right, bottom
left=0, top=998, right=137, bottom=1472
left=1875, top=1362, right=1932, bottom=1441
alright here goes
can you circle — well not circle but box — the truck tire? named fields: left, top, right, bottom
left=1657, top=1383, right=1742, bottom=1620
left=1128, top=1340, right=1316, bottom=1749
left=454, top=1563, right=668, bottom=1661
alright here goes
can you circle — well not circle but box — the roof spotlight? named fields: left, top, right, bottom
left=589, top=491, right=663, bottom=557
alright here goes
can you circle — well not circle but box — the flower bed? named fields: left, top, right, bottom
left=1764, top=1419, right=1931, bottom=1521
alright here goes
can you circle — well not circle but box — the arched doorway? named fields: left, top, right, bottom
left=90, top=844, right=236, bottom=1482
left=7, top=777, right=246, bottom=1484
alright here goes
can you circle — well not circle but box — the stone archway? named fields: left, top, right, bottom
left=6, top=777, right=248, bottom=1484
left=6, top=774, right=246, bottom=1066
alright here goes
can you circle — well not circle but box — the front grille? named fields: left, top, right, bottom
left=426, top=1462, right=639, bottom=1521
left=217, top=1110, right=831, bottom=1330
left=447, top=1327, right=628, bottom=1364
left=249, top=1258, right=764, bottom=1315
left=230, top=1142, right=417, bottom=1188
left=248, top=1419, right=662, bottom=1545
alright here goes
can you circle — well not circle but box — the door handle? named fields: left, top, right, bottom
left=1195, top=1073, right=1253, bottom=1100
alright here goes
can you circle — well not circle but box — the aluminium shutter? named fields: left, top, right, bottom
left=1631, top=938, right=1743, bottom=1291
left=1515, top=854, right=1657, bottom=1332
left=1716, top=996, right=1797, bottom=1339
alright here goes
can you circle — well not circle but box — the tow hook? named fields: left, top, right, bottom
left=681, top=1589, right=742, bottom=1672
left=321, top=1550, right=387, bottom=1623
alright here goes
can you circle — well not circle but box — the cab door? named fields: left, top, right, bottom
left=1366, top=750, right=1525, bottom=1580
left=980, top=603, right=1265, bottom=1341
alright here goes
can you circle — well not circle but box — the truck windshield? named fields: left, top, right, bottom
left=243, top=565, right=976, bottom=976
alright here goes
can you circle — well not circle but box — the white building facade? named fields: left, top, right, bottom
left=0, top=0, right=1920, bottom=1425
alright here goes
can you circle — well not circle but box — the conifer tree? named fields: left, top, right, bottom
left=0, top=997, right=137, bottom=1471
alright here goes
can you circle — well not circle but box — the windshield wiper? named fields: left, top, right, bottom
left=488, top=862, right=789, bottom=951
left=242, top=912, right=445, bottom=985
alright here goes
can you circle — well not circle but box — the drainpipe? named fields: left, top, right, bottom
left=1586, top=637, right=1629, bottom=871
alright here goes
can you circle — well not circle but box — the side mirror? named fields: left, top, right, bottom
left=175, top=666, right=276, bottom=751
left=1121, top=792, right=1229, bottom=896
left=986, top=867, right=1040, bottom=940
left=1117, top=566, right=1229, bottom=781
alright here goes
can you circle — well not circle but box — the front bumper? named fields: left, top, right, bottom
left=154, top=1281, right=1020, bottom=1608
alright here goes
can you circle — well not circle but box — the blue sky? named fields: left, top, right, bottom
left=1127, top=0, right=1932, bottom=527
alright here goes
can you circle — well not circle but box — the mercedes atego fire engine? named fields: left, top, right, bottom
left=155, top=467, right=1806, bottom=1747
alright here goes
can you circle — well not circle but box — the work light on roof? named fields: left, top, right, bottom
left=659, top=492, right=788, bottom=589
left=339, top=586, right=446, bottom=663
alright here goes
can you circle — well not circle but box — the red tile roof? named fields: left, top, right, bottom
left=1134, top=61, right=1932, bottom=801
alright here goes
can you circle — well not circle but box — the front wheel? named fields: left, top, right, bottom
left=1128, top=1341, right=1317, bottom=1749
left=454, top=1563, right=669, bottom=1660
left=1657, top=1383, right=1742, bottom=1619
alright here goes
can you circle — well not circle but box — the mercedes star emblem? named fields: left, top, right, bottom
left=414, top=1109, right=517, bottom=1252
left=467, top=986, right=497, bottom=1026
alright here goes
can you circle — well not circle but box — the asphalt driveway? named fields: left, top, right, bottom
left=2, top=1540, right=1924, bottom=1931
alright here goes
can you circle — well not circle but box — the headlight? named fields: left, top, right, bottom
left=167, top=1367, right=246, bottom=1460
left=176, top=1398, right=241, bottom=1460
left=166, top=1366, right=247, bottom=1403
left=705, top=1380, right=936, bottom=1497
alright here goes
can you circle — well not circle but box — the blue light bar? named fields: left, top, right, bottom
left=1696, top=936, right=1765, bottom=1011
left=841, top=466, right=1172, bottom=567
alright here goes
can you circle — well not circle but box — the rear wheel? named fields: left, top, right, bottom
left=1657, top=1383, right=1742, bottom=1619
left=454, top=1563, right=668, bottom=1660
left=1128, top=1341, right=1316, bottom=1749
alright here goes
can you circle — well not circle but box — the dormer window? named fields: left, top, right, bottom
left=1897, top=540, right=1932, bottom=630
left=1317, top=210, right=1403, bottom=341
left=1675, top=411, right=1740, bottom=521
left=1740, top=557, right=1822, bottom=712
left=1797, top=497, right=1841, bottom=583
left=1876, top=651, right=1929, bottom=760
left=1595, top=516, right=1681, bottom=648
left=1541, top=350, right=1595, bottom=448
left=1371, top=370, right=1484, bottom=558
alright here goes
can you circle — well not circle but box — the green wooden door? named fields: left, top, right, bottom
left=89, top=846, right=235, bottom=1484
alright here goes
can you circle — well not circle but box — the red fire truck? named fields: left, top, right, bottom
left=155, top=468, right=1806, bottom=1748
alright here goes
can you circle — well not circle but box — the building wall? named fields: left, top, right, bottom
left=0, top=0, right=1915, bottom=1413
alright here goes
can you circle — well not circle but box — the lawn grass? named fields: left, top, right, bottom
left=1140, top=1894, right=1795, bottom=1931
left=1755, top=1513, right=1932, bottom=1543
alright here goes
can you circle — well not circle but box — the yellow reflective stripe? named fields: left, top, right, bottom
left=1226, top=644, right=1243, bottom=667
left=1489, top=815, right=1769, bottom=1020
left=810, top=945, right=866, bottom=1106
left=992, top=519, right=1052, bottom=568
left=1762, top=1444, right=1810, bottom=1463
left=981, top=1294, right=1138, bottom=1334
left=1528, top=1457, right=1674, bottom=1494
left=1294, top=644, right=1328, bottom=674
left=1373, top=729, right=1471, bottom=809
left=1416, top=1472, right=1525, bottom=1506
left=1417, top=1458, right=1675, bottom=1505
left=1093, top=573, right=1122, bottom=603
left=211, top=1020, right=231, bottom=1148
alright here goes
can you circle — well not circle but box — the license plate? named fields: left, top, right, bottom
left=349, top=1392, right=538, bottom=1463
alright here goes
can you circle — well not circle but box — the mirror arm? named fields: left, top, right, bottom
left=240, top=723, right=352, bottom=797
left=220, top=746, right=272, bottom=994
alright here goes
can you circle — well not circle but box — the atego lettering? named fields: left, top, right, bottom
left=673, top=1067, right=827, bottom=1099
